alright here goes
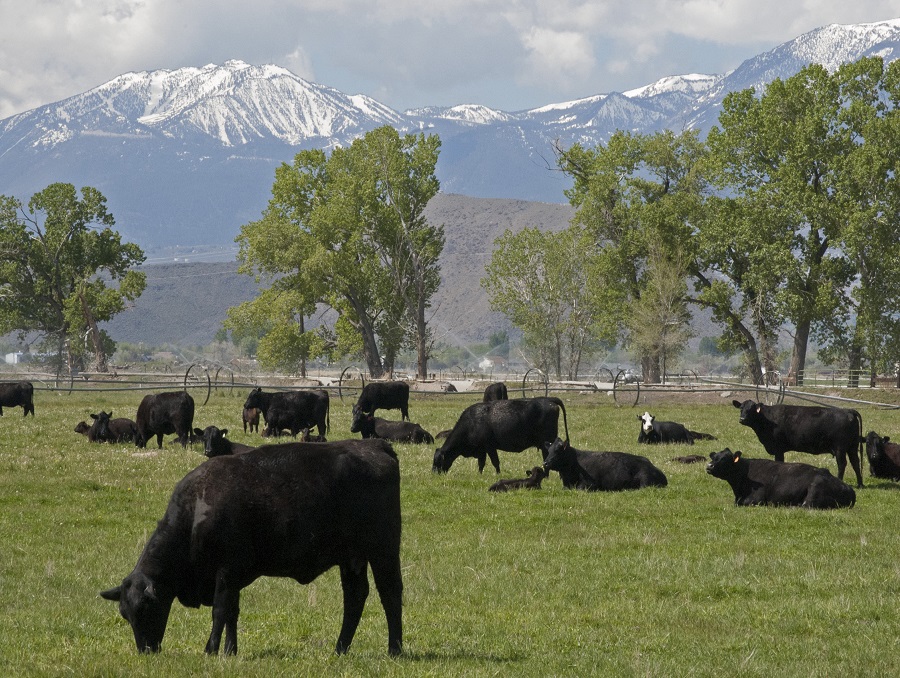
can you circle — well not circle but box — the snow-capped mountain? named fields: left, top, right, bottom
left=2, top=20, right=900, bottom=251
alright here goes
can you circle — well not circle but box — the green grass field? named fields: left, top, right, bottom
left=1, top=386, right=899, bottom=677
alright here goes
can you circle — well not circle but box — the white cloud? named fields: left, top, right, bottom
left=520, top=27, right=595, bottom=86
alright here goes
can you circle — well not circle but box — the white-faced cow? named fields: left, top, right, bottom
left=706, top=448, right=856, bottom=509
left=864, top=431, right=900, bottom=481
left=488, top=466, right=548, bottom=492
left=135, top=392, right=195, bottom=449
left=0, top=381, right=34, bottom=416
left=542, top=437, right=667, bottom=491
left=194, top=426, right=256, bottom=458
left=87, top=411, right=137, bottom=443
left=432, top=397, right=569, bottom=474
left=100, top=438, right=403, bottom=656
left=355, top=382, right=410, bottom=421
left=243, top=387, right=330, bottom=438
left=483, top=382, right=509, bottom=402
left=350, top=405, right=434, bottom=444
left=637, top=411, right=716, bottom=445
left=733, top=399, right=864, bottom=488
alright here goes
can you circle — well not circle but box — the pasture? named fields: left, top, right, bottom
left=1, top=385, right=900, bottom=676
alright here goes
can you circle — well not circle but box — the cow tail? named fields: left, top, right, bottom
left=552, top=397, right=570, bottom=443
left=326, top=397, right=331, bottom=433
left=855, top=409, right=864, bottom=475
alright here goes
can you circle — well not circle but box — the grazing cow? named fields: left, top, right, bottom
left=355, top=382, right=410, bottom=421
left=243, top=388, right=330, bottom=438
left=488, top=466, right=548, bottom=492
left=242, top=406, right=260, bottom=434
left=542, top=437, right=667, bottom=491
left=100, top=439, right=402, bottom=656
left=432, top=397, right=569, bottom=474
left=135, top=392, right=195, bottom=449
left=350, top=405, right=434, bottom=444
left=637, top=411, right=716, bottom=445
left=483, top=382, right=509, bottom=402
left=87, top=411, right=137, bottom=443
left=864, top=431, right=900, bottom=481
left=193, top=426, right=256, bottom=458
left=706, top=448, right=856, bottom=509
left=0, top=381, right=34, bottom=416
left=733, top=399, right=864, bottom=487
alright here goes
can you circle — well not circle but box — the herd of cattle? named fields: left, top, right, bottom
left=3, top=376, right=900, bottom=657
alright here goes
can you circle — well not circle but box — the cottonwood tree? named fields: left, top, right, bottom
left=231, top=126, right=443, bottom=378
left=0, top=183, right=145, bottom=374
left=482, top=225, right=615, bottom=379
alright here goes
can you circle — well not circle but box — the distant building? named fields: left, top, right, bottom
left=4, top=352, right=26, bottom=365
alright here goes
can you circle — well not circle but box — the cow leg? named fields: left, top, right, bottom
left=370, top=556, right=403, bottom=656
left=401, top=406, right=409, bottom=422
left=336, top=562, right=369, bottom=655
left=487, top=449, right=501, bottom=474
left=847, top=449, right=864, bottom=488
left=206, top=572, right=240, bottom=655
left=156, top=433, right=164, bottom=449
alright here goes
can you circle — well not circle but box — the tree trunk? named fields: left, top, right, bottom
left=788, top=318, right=811, bottom=387
left=415, top=282, right=429, bottom=380
left=346, top=296, right=384, bottom=379
left=848, top=341, right=862, bottom=388
left=79, top=290, right=108, bottom=373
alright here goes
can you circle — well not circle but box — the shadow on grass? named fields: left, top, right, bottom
left=246, top=646, right=526, bottom=664
left=861, top=480, right=900, bottom=491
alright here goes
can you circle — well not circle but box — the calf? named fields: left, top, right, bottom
left=706, top=448, right=855, bottom=509
left=242, top=406, right=260, bottom=434
left=355, top=381, right=410, bottom=420
left=135, top=391, right=195, bottom=449
left=87, top=411, right=137, bottom=443
left=542, top=437, right=667, bottom=491
left=864, top=431, right=900, bottom=481
left=0, top=381, right=34, bottom=416
left=733, top=399, right=864, bottom=487
left=433, top=397, right=569, bottom=474
left=350, top=406, right=434, bottom=444
left=244, top=388, right=330, bottom=438
left=488, top=466, right=548, bottom=492
left=193, top=426, right=256, bottom=458
left=74, top=421, right=91, bottom=436
left=100, top=439, right=402, bottom=656
left=483, top=382, right=509, bottom=402
left=637, top=411, right=716, bottom=445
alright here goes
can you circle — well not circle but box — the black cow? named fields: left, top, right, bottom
left=74, top=421, right=91, bottom=436
left=135, top=392, right=195, bottom=449
left=432, top=397, right=569, bottom=474
left=0, top=381, right=34, bottom=416
left=637, top=411, right=716, bottom=445
left=483, top=382, right=509, bottom=402
left=100, top=439, right=402, bottom=656
left=244, top=388, right=330, bottom=438
left=488, top=466, right=548, bottom=492
left=350, top=405, right=434, bottom=444
left=355, top=382, right=410, bottom=421
left=87, top=411, right=138, bottom=443
left=242, top=406, right=260, bottom=434
left=542, top=437, right=667, bottom=491
left=733, top=399, right=864, bottom=487
left=193, top=426, right=256, bottom=458
left=864, top=431, right=900, bottom=481
left=706, top=448, right=856, bottom=509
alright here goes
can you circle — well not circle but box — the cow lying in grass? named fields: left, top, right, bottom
left=351, top=406, right=433, bottom=444
left=705, top=448, right=855, bottom=509
left=488, top=466, right=548, bottom=492
left=194, top=426, right=256, bottom=458
left=637, top=411, right=716, bottom=445
left=542, top=437, right=667, bottom=491
left=864, top=431, right=900, bottom=481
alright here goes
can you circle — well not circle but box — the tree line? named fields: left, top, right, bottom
left=2, top=57, right=899, bottom=384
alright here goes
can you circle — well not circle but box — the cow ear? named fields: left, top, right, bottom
left=99, top=585, right=122, bottom=601
left=885, top=436, right=891, bottom=443
left=193, top=428, right=203, bottom=437
left=733, top=450, right=742, bottom=462
left=756, top=404, right=762, bottom=413
left=732, top=400, right=742, bottom=408
left=220, top=429, right=228, bottom=437
left=90, top=413, right=99, bottom=420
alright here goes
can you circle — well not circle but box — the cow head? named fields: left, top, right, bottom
left=100, top=571, right=174, bottom=653
left=243, top=387, right=264, bottom=411
left=194, top=426, right=229, bottom=457
left=732, top=399, right=763, bottom=426
left=865, top=431, right=888, bottom=465
left=89, top=411, right=113, bottom=440
left=542, top=437, right=572, bottom=472
left=638, top=412, right=655, bottom=434
left=526, top=466, right=548, bottom=485
left=706, top=448, right=744, bottom=478
left=349, top=405, right=370, bottom=434
left=74, top=421, right=90, bottom=435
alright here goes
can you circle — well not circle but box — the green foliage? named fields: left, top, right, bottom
left=3, top=388, right=900, bottom=676
left=0, top=183, right=145, bottom=372
left=233, top=127, right=443, bottom=379
left=482, top=225, right=614, bottom=379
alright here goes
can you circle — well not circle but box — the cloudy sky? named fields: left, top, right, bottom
left=3, top=1, right=900, bottom=118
